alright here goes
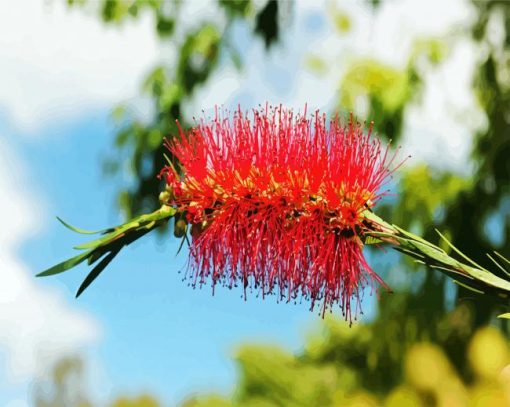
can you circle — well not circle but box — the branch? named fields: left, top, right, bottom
left=364, top=210, right=510, bottom=317
left=37, top=205, right=176, bottom=297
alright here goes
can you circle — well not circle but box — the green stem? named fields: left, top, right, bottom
left=363, top=210, right=510, bottom=299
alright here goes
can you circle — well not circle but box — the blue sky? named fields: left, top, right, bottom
left=0, top=0, right=480, bottom=405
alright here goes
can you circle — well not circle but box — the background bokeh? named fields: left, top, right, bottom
left=1, top=0, right=510, bottom=406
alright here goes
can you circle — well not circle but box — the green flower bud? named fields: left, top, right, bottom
left=174, top=217, right=187, bottom=238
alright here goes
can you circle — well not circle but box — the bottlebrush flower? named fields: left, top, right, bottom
left=159, top=105, right=400, bottom=321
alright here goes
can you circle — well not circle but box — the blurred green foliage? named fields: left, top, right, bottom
left=181, top=321, right=510, bottom=406
left=35, top=357, right=93, bottom=407
left=45, top=0, right=510, bottom=405
left=339, top=38, right=447, bottom=141
left=37, top=323, right=510, bottom=406
left=330, top=6, right=351, bottom=34
left=111, top=395, right=160, bottom=407
left=333, top=0, right=510, bottom=387
left=390, top=165, right=470, bottom=236
left=34, top=356, right=162, bottom=407
left=337, top=0, right=510, bottom=395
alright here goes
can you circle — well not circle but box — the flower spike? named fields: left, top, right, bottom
left=159, top=106, right=399, bottom=320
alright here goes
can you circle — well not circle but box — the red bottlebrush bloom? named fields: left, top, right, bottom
left=160, top=106, right=400, bottom=320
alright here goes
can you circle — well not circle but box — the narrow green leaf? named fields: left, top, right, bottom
left=435, top=229, right=485, bottom=271
left=175, top=226, right=189, bottom=256
left=76, top=249, right=120, bottom=298
left=463, top=264, right=510, bottom=292
left=428, top=264, right=475, bottom=279
left=40, top=207, right=176, bottom=279
left=57, top=216, right=106, bottom=235
left=497, top=313, right=510, bottom=319
left=486, top=253, right=510, bottom=278
left=393, top=246, right=426, bottom=261
left=73, top=230, right=124, bottom=250
left=73, top=221, right=138, bottom=249
left=87, top=249, right=108, bottom=266
left=452, top=279, right=485, bottom=294
left=409, top=239, right=460, bottom=268
left=395, top=225, right=444, bottom=252
left=393, top=245, right=425, bottom=258
left=37, top=250, right=92, bottom=277
left=364, top=231, right=391, bottom=239
left=74, top=210, right=164, bottom=250
left=494, top=251, right=510, bottom=267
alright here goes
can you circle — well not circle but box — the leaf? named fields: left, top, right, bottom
left=393, top=246, right=426, bottom=261
left=452, top=279, right=485, bottom=294
left=76, top=249, right=120, bottom=298
left=57, top=216, right=106, bottom=235
left=495, top=251, right=510, bottom=267
left=40, top=206, right=176, bottom=280
left=73, top=229, right=127, bottom=250
left=497, top=313, right=510, bottom=319
left=395, top=225, right=443, bottom=252
left=70, top=215, right=151, bottom=250
left=175, top=230, right=189, bottom=256
left=405, top=239, right=460, bottom=268
left=463, top=264, right=510, bottom=292
left=37, top=250, right=92, bottom=277
left=487, top=253, right=510, bottom=278
left=87, top=249, right=108, bottom=266
left=435, top=229, right=485, bottom=271
left=364, top=236, right=382, bottom=245
left=73, top=215, right=148, bottom=249
left=428, top=264, right=474, bottom=280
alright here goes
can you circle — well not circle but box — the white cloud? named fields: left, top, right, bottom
left=0, top=0, right=159, bottom=134
left=0, top=137, right=100, bottom=382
